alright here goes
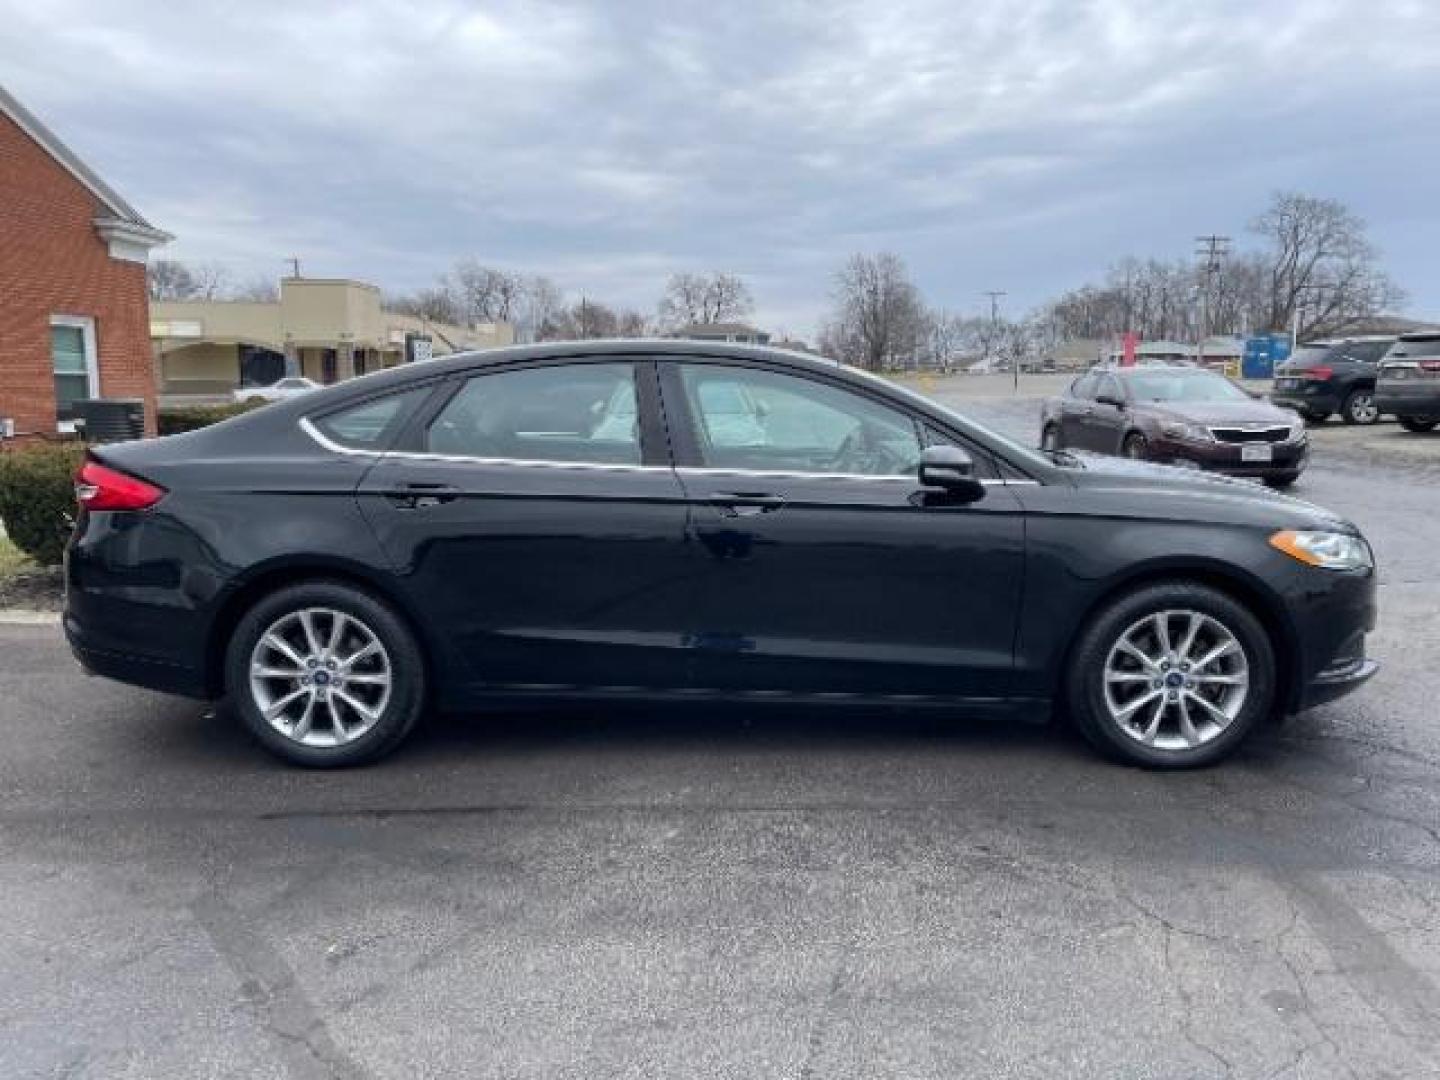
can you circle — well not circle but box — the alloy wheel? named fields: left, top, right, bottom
left=1348, top=392, right=1379, bottom=424
left=248, top=607, right=392, bottom=748
left=1101, top=609, right=1250, bottom=751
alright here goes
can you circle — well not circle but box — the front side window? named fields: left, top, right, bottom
left=1070, top=373, right=1098, bottom=399
left=427, top=363, right=641, bottom=465
left=51, top=317, right=97, bottom=425
left=680, top=364, right=922, bottom=476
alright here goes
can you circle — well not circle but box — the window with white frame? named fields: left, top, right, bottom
left=50, top=316, right=98, bottom=429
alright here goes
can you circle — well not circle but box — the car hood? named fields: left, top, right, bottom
left=1139, top=399, right=1295, bottom=426
left=1058, top=453, right=1356, bottom=533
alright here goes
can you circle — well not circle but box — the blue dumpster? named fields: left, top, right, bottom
left=1242, top=334, right=1291, bottom=380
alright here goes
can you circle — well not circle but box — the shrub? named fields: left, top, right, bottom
left=0, top=442, right=88, bottom=567
left=157, top=399, right=265, bottom=435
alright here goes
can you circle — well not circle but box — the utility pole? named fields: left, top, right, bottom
left=983, top=291, right=1008, bottom=388
left=1194, top=236, right=1230, bottom=370
left=287, top=256, right=302, bottom=279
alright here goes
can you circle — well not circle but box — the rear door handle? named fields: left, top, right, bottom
left=708, top=492, right=786, bottom=517
left=384, top=482, right=459, bottom=509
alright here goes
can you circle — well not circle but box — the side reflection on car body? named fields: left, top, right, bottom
left=65, top=342, right=1377, bottom=770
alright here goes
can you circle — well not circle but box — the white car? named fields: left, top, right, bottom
left=234, top=377, right=321, bottom=404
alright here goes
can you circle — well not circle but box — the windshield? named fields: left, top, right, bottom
left=1124, top=370, right=1251, bottom=403
left=1285, top=345, right=1338, bottom=368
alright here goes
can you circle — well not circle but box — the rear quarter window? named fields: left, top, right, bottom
left=1386, top=337, right=1440, bottom=360
left=311, top=387, right=431, bottom=450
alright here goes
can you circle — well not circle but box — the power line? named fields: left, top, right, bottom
left=1193, top=236, right=1230, bottom=368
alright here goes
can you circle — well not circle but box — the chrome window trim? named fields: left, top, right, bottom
left=300, top=418, right=1041, bottom=483
left=299, top=417, right=669, bottom=473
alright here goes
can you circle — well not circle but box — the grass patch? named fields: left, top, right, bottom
left=0, top=534, right=33, bottom=580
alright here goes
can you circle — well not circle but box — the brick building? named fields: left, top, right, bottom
left=1, top=84, right=169, bottom=439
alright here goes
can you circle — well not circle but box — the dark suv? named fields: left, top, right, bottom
left=1270, top=337, right=1394, bottom=425
left=1375, top=332, right=1440, bottom=433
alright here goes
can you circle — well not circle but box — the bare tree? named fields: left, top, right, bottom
left=230, top=276, right=279, bottom=302
left=657, top=272, right=754, bottom=328
left=388, top=285, right=465, bottom=325
left=1251, top=191, right=1403, bottom=337
left=522, top=276, right=566, bottom=342
left=450, top=261, right=528, bottom=325
left=147, top=259, right=196, bottom=301
left=824, top=253, right=926, bottom=370
left=921, top=309, right=968, bottom=372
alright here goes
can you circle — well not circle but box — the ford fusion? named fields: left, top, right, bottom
left=65, top=342, right=1377, bottom=769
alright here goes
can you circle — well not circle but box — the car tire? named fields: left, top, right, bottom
left=1341, top=388, right=1379, bottom=426
left=1264, top=473, right=1300, bottom=489
left=1041, top=423, right=1061, bottom=452
left=1066, top=580, right=1276, bottom=769
left=1301, top=410, right=1329, bottom=425
left=1398, top=416, right=1439, bottom=433
left=1122, top=432, right=1148, bottom=460
left=225, top=580, right=426, bottom=767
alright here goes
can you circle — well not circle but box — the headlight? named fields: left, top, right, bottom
left=1160, top=420, right=1211, bottom=442
left=1269, top=529, right=1373, bottom=571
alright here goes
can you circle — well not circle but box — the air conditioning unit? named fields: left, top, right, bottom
left=73, top=399, right=145, bottom=443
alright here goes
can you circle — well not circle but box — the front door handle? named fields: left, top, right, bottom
left=708, top=492, right=786, bottom=517
left=384, top=482, right=459, bottom=509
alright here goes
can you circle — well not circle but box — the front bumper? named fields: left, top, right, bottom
left=1375, top=382, right=1440, bottom=418
left=1154, top=436, right=1309, bottom=479
left=1283, top=562, right=1379, bottom=713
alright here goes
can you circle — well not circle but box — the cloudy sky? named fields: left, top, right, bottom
left=4, top=0, right=1438, bottom=336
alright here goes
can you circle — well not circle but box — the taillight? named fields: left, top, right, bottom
left=1420, top=360, right=1440, bottom=373
left=1303, top=366, right=1334, bottom=381
left=74, top=460, right=165, bottom=511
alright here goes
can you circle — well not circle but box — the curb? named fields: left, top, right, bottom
left=0, top=609, right=62, bottom=626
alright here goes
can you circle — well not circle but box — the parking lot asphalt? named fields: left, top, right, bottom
left=3, top=383, right=1439, bottom=1079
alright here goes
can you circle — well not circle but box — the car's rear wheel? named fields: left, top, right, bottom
left=226, top=580, right=426, bottom=767
left=1122, top=432, right=1149, bottom=460
left=1398, top=416, right=1439, bottom=433
left=1041, top=423, right=1061, bottom=452
left=1301, top=409, right=1329, bottom=425
left=1341, top=388, right=1379, bottom=425
left=1066, top=581, right=1275, bottom=768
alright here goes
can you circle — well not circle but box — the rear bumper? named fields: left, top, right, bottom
left=1375, top=383, right=1440, bottom=417
left=65, top=617, right=210, bottom=698
left=1271, top=387, right=1341, bottom=415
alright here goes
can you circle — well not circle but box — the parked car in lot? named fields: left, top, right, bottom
left=1374, top=332, right=1440, bottom=433
left=66, top=342, right=1377, bottom=770
left=1269, top=336, right=1393, bottom=425
left=1040, top=365, right=1308, bottom=487
left=234, top=376, right=321, bottom=404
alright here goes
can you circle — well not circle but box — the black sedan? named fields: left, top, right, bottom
left=65, top=342, right=1377, bottom=769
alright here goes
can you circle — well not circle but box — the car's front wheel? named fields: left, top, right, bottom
left=1066, top=581, right=1276, bottom=768
left=226, top=580, right=426, bottom=767
left=1122, top=432, right=1149, bottom=460
left=1041, top=423, right=1061, bottom=452
left=1398, top=416, right=1439, bottom=433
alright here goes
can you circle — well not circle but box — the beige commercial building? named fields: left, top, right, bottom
left=152, top=277, right=513, bottom=400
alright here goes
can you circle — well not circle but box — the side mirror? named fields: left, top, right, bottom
left=918, top=445, right=985, bottom=503
left=1096, top=392, right=1126, bottom=409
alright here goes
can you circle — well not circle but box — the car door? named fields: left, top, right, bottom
left=1059, top=374, right=1098, bottom=448
left=355, top=358, right=695, bottom=694
left=659, top=359, right=1027, bottom=700
left=1083, top=374, right=1128, bottom=454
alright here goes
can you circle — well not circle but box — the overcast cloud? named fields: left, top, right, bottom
left=4, top=0, right=1439, bottom=335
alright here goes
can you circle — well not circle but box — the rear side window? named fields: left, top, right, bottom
left=1386, top=336, right=1440, bottom=360
left=312, top=387, right=430, bottom=449
left=1335, top=341, right=1391, bottom=364
left=1071, top=374, right=1098, bottom=399
left=427, top=363, right=641, bottom=465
